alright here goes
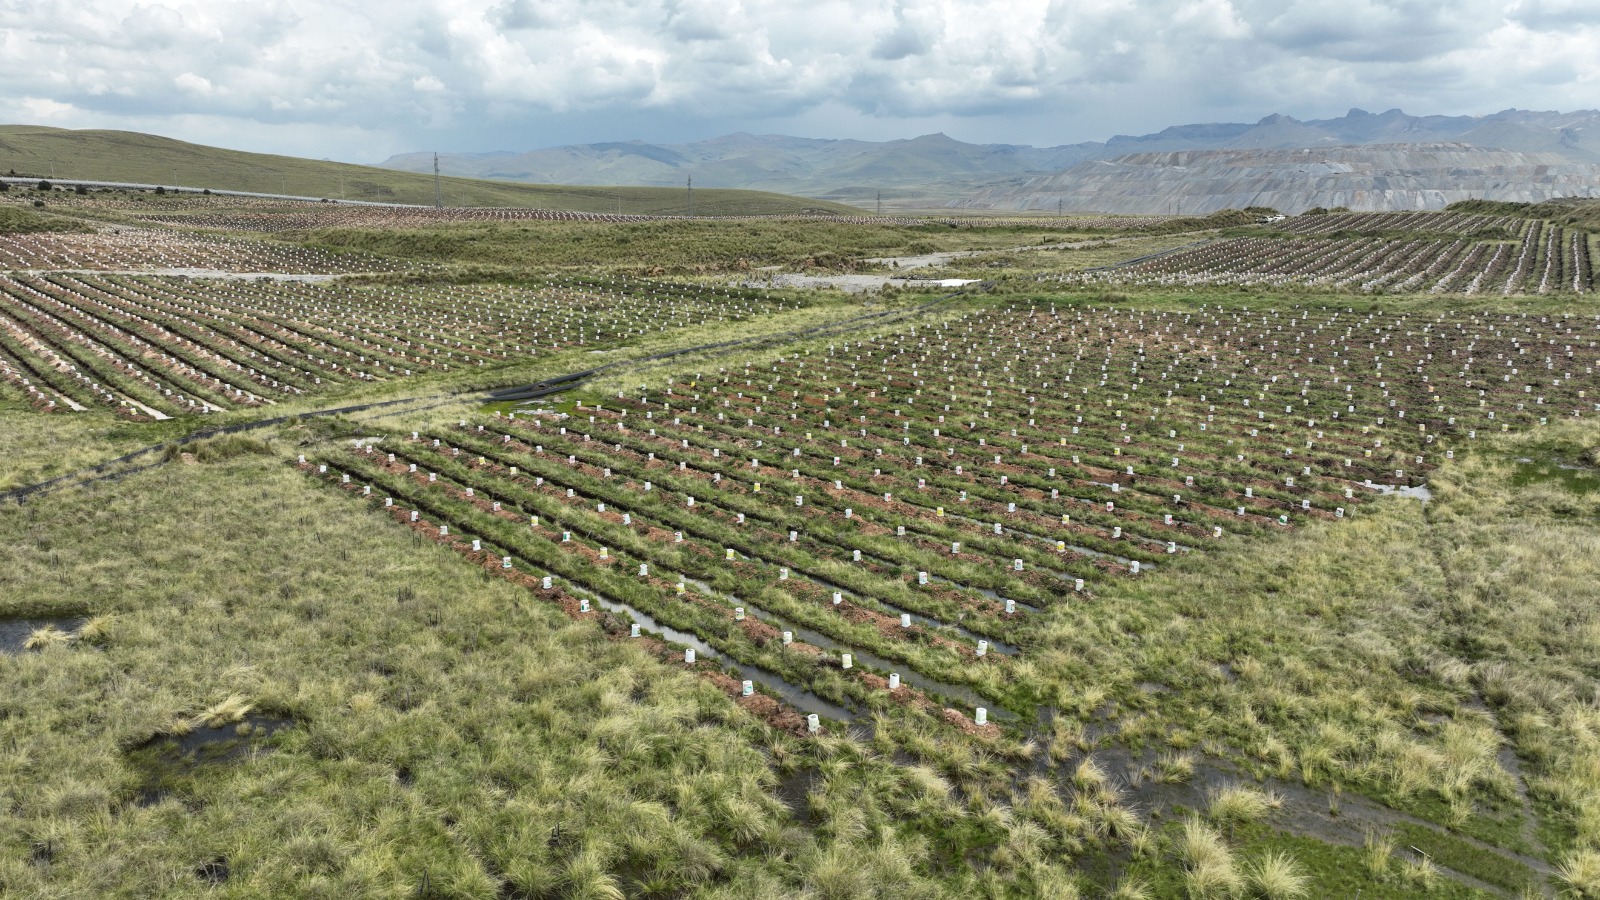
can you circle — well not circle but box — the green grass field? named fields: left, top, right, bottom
left=302, top=219, right=1127, bottom=274
left=0, top=126, right=861, bottom=215
left=0, top=202, right=90, bottom=234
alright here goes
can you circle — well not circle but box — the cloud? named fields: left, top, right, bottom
left=0, top=0, right=1592, bottom=161
left=872, top=0, right=940, bottom=61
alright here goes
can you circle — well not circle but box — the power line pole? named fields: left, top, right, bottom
left=687, top=175, right=693, bottom=217
left=877, top=190, right=881, bottom=216
left=434, top=153, right=442, bottom=209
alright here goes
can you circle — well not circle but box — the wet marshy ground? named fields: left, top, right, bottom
left=126, top=715, right=296, bottom=806
left=1073, top=741, right=1553, bottom=897
left=1512, top=455, right=1600, bottom=494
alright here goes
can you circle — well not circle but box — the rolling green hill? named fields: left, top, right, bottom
left=0, top=126, right=861, bottom=216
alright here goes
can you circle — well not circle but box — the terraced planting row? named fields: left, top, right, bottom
left=118, top=201, right=946, bottom=233
left=300, top=302, right=1599, bottom=753
left=1066, top=219, right=1595, bottom=294
left=1275, top=210, right=1522, bottom=236
left=0, top=273, right=795, bottom=418
left=0, top=227, right=401, bottom=273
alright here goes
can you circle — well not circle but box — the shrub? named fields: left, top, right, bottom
left=155, top=186, right=166, bottom=195
left=0, top=180, right=9, bottom=192
left=36, top=180, right=52, bottom=191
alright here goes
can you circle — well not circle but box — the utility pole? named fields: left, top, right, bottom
left=434, top=153, right=442, bottom=209
left=687, top=175, right=693, bottom=217
left=1057, top=198, right=1063, bottom=218
left=877, top=190, right=882, bottom=216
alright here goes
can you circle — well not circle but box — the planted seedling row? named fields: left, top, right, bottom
left=386, top=433, right=1029, bottom=705
left=308, top=452, right=1009, bottom=734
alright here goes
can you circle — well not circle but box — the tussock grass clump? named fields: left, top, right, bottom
left=1180, top=817, right=1243, bottom=898
left=1111, top=875, right=1153, bottom=899
left=1154, top=751, right=1196, bottom=784
left=1206, top=784, right=1280, bottom=828
left=165, top=433, right=275, bottom=464
left=1245, top=851, right=1308, bottom=899
left=1402, top=854, right=1439, bottom=889
left=193, top=694, right=255, bottom=729
left=1559, top=849, right=1600, bottom=899
left=75, top=615, right=112, bottom=646
left=1072, top=755, right=1109, bottom=791
left=1363, top=828, right=1395, bottom=878
left=23, top=625, right=72, bottom=650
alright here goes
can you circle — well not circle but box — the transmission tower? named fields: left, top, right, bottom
left=434, top=152, right=442, bottom=209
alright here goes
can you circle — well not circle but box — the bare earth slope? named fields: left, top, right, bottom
left=956, top=143, right=1600, bottom=215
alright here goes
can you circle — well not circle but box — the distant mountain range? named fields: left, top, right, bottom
left=959, top=144, right=1600, bottom=216
left=381, top=108, right=1600, bottom=209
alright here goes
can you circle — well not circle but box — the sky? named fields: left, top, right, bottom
left=1, top=0, right=1597, bottom=163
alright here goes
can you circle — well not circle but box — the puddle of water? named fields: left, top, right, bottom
left=775, top=766, right=819, bottom=823
left=148, top=716, right=295, bottom=766
left=0, top=617, right=84, bottom=653
left=127, top=715, right=295, bottom=806
left=726, top=657, right=857, bottom=723
left=956, top=581, right=1041, bottom=615
left=1366, top=480, right=1433, bottom=502
left=588, top=594, right=718, bottom=659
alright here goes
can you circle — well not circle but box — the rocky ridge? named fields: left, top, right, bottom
left=955, top=143, right=1600, bottom=215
